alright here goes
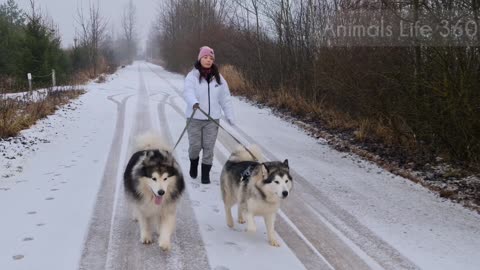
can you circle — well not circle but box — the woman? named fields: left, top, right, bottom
left=183, top=46, right=235, bottom=184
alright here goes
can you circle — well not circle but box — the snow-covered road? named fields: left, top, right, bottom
left=1, top=62, right=479, bottom=270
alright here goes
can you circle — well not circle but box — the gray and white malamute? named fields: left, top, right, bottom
left=220, top=146, right=292, bottom=247
left=123, top=132, right=185, bottom=251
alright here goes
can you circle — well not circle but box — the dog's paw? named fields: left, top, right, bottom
left=269, top=238, right=281, bottom=247
left=226, top=215, right=234, bottom=228
left=237, top=217, right=246, bottom=224
left=159, top=241, right=171, bottom=251
left=141, top=236, right=153, bottom=244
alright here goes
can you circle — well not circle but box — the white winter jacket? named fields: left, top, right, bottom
left=183, top=69, right=235, bottom=123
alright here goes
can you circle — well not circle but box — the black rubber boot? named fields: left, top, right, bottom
left=189, top=157, right=199, bottom=179
left=201, top=163, right=212, bottom=184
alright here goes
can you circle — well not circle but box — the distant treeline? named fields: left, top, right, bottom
left=0, top=0, right=138, bottom=92
left=149, top=0, right=480, bottom=166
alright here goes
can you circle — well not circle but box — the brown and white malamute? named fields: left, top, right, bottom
left=123, top=132, right=185, bottom=251
left=220, top=146, right=292, bottom=247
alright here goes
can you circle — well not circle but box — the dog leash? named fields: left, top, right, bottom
left=173, top=109, right=196, bottom=150
left=172, top=107, right=259, bottom=162
left=196, top=107, right=259, bottom=162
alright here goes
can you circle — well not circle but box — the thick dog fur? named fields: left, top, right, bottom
left=220, top=145, right=292, bottom=247
left=123, top=131, right=185, bottom=251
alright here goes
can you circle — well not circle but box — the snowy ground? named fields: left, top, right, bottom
left=1, top=62, right=479, bottom=270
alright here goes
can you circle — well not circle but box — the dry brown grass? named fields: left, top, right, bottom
left=221, top=64, right=412, bottom=151
left=95, top=75, right=107, bottom=83
left=355, top=119, right=373, bottom=142
left=71, top=56, right=116, bottom=85
left=220, top=65, right=250, bottom=95
left=354, top=118, right=396, bottom=145
left=0, top=76, right=29, bottom=94
left=71, top=70, right=91, bottom=85
left=0, top=89, right=85, bottom=138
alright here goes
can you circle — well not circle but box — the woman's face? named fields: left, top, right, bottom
left=200, top=55, right=214, bottom=68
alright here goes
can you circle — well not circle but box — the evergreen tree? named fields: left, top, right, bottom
left=0, top=0, right=25, bottom=76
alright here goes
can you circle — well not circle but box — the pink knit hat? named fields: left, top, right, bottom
left=198, top=46, right=215, bottom=61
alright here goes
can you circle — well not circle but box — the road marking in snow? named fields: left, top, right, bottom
left=78, top=94, right=132, bottom=270
left=278, top=210, right=336, bottom=270
left=82, top=66, right=212, bottom=270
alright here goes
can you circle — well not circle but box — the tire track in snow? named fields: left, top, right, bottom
left=79, top=93, right=133, bottom=270
left=102, top=66, right=159, bottom=270
left=153, top=96, right=212, bottom=270
left=136, top=67, right=212, bottom=270
left=94, top=65, right=210, bottom=270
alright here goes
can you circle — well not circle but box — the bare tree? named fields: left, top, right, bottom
left=75, top=0, right=107, bottom=76
left=233, top=0, right=266, bottom=80
left=473, top=0, right=479, bottom=43
left=121, top=0, right=137, bottom=63
left=153, top=0, right=480, bottom=164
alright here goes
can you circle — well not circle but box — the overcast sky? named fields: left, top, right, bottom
left=11, top=0, right=158, bottom=49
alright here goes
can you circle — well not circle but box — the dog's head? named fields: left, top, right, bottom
left=248, top=159, right=292, bottom=201
left=138, top=150, right=178, bottom=205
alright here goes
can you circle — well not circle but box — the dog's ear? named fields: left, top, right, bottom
left=260, top=164, right=268, bottom=180
left=142, top=151, right=150, bottom=165
left=283, top=159, right=289, bottom=169
left=141, top=166, right=149, bottom=177
left=161, top=150, right=174, bottom=164
left=166, top=166, right=176, bottom=177
left=263, top=163, right=270, bottom=173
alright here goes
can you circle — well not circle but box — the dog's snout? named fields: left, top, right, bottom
left=282, top=191, right=289, bottom=198
left=158, top=190, right=165, bottom=196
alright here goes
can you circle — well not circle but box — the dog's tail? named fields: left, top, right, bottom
left=228, top=145, right=263, bottom=162
left=135, top=131, right=171, bottom=152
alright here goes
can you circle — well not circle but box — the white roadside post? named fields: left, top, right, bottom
left=52, top=69, right=56, bottom=87
left=27, top=73, right=32, bottom=93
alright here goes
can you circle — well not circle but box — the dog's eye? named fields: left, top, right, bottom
left=286, top=180, right=289, bottom=183
left=164, top=177, right=168, bottom=181
left=152, top=177, right=157, bottom=181
left=274, top=181, right=280, bottom=184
